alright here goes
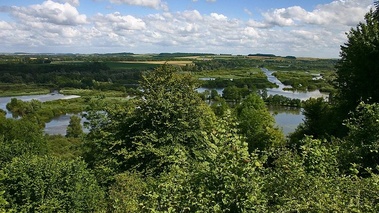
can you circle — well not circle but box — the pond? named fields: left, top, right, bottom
left=268, top=106, right=304, bottom=136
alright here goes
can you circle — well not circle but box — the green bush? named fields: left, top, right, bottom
left=0, top=155, right=105, bottom=212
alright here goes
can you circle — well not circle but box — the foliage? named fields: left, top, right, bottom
left=66, top=115, right=83, bottom=138
left=0, top=155, right=105, bottom=212
left=46, top=135, right=83, bottom=160
left=263, top=94, right=301, bottom=107
left=84, top=64, right=217, bottom=179
left=0, top=116, right=47, bottom=168
left=265, top=137, right=379, bottom=212
left=222, top=85, right=251, bottom=103
left=0, top=172, right=7, bottom=213
left=235, top=94, right=284, bottom=152
left=340, top=102, right=379, bottom=174
left=335, top=10, right=379, bottom=113
left=289, top=98, right=342, bottom=145
left=108, top=171, right=147, bottom=213
left=142, top=113, right=267, bottom=212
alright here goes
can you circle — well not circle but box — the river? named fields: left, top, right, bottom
left=262, top=68, right=329, bottom=101
left=2, top=69, right=327, bottom=136
left=198, top=68, right=329, bottom=135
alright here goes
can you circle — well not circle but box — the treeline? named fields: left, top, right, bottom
left=201, top=77, right=276, bottom=90
left=0, top=62, right=143, bottom=90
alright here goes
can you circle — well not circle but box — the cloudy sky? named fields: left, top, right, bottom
left=0, top=0, right=374, bottom=58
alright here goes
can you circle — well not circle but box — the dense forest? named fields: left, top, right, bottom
left=0, top=5, right=379, bottom=213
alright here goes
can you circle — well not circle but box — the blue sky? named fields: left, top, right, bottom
left=0, top=0, right=374, bottom=57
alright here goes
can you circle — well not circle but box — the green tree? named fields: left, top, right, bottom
left=125, top=64, right=216, bottom=174
left=340, top=102, right=379, bottom=174
left=289, top=98, right=342, bottom=145
left=66, top=115, right=83, bottom=138
left=142, top=113, right=267, bottom=212
left=0, top=116, right=47, bottom=168
left=335, top=9, right=379, bottom=114
left=235, top=94, right=284, bottom=152
left=84, top=64, right=217, bottom=178
left=0, top=155, right=105, bottom=212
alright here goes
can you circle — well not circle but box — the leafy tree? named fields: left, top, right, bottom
left=124, top=64, right=216, bottom=175
left=66, top=115, right=83, bottom=138
left=0, top=117, right=47, bottom=168
left=335, top=9, right=379, bottom=114
left=340, top=102, right=379, bottom=174
left=0, top=155, right=105, bottom=212
left=289, top=98, right=342, bottom=145
left=84, top=64, right=217, bottom=178
left=142, top=113, right=267, bottom=212
left=235, top=94, right=284, bottom=152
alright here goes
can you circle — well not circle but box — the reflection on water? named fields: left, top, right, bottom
left=268, top=106, right=304, bottom=136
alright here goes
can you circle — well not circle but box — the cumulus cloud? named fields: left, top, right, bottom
left=210, top=13, right=227, bottom=21
left=93, top=12, right=146, bottom=31
left=260, top=0, right=371, bottom=27
left=109, top=0, right=168, bottom=10
left=10, top=0, right=87, bottom=25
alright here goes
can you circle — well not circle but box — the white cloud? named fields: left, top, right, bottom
left=210, top=13, right=227, bottom=21
left=109, top=0, right=168, bottom=10
left=10, top=0, right=87, bottom=26
left=260, top=0, right=371, bottom=27
left=206, top=0, right=216, bottom=2
left=56, top=0, right=80, bottom=7
left=93, top=12, right=146, bottom=31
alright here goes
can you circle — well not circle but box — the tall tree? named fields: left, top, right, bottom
left=335, top=9, right=379, bottom=114
left=84, top=64, right=216, bottom=177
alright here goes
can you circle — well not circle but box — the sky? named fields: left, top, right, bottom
left=0, top=0, right=375, bottom=58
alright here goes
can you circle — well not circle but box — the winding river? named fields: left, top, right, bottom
left=1, top=69, right=328, bottom=135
